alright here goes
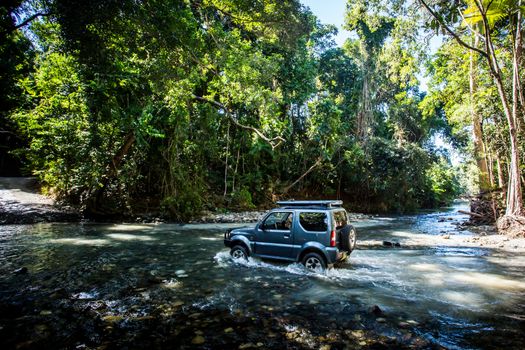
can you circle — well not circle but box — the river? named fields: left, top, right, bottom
left=1, top=202, right=524, bottom=349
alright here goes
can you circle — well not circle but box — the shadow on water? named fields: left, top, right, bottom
left=0, top=204, right=524, bottom=349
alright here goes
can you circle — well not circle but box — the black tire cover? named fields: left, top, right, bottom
left=339, top=224, right=355, bottom=253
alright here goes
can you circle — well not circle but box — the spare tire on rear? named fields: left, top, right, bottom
left=339, top=225, right=356, bottom=253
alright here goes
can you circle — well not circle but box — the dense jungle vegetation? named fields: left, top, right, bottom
left=1, top=0, right=524, bottom=223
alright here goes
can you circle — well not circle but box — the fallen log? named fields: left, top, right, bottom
left=458, top=210, right=485, bottom=218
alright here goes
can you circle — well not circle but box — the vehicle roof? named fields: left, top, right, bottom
left=274, top=200, right=345, bottom=210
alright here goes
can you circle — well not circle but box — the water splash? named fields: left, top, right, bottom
left=214, top=251, right=315, bottom=277
left=71, top=291, right=99, bottom=300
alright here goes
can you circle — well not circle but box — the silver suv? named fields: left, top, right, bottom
left=223, top=200, right=357, bottom=271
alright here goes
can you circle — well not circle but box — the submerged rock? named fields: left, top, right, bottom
left=382, top=241, right=401, bottom=247
left=191, top=335, right=205, bottom=345
left=13, top=267, right=28, bottom=274
left=369, top=305, right=383, bottom=316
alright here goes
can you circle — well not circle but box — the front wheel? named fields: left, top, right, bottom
left=302, top=252, right=326, bottom=272
left=230, top=245, right=249, bottom=260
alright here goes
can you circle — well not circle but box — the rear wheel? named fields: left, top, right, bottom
left=302, top=252, right=326, bottom=272
left=230, top=245, right=248, bottom=260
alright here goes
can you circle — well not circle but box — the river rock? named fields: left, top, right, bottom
left=346, top=330, right=364, bottom=339
left=402, top=332, right=413, bottom=341
left=13, top=267, right=28, bottom=274
left=102, top=315, right=123, bottom=323
left=382, top=241, right=401, bottom=247
left=369, top=305, right=383, bottom=316
left=191, top=335, right=205, bottom=345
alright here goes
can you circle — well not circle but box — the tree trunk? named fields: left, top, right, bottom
left=478, top=10, right=524, bottom=216
left=232, top=145, right=240, bottom=193
left=507, top=3, right=524, bottom=216
left=357, top=74, right=371, bottom=141
left=497, top=157, right=505, bottom=189
left=357, top=42, right=373, bottom=142
left=223, top=123, right=230, bottom=197
left=487, top=151, right=495, bottom=187
left=514, top=0, right=524, bottom=127
left=470, top=35, right=491, bottom=191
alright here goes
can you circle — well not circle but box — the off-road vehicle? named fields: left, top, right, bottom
left=223, top=200, right=356, bottom=271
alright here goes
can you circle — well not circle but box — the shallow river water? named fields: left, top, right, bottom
left=1, top=202, right=525, bottom=349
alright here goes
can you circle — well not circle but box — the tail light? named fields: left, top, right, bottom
left=330, top=230, right=336, bottom=247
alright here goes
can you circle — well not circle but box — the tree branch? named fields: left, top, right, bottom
left=418, top=0, right=488, bottom=58
left=192, top=95, right=285, bottom=149
left=282, top=157, right=323, bottom=194
left=14, top=12, right=50, bottom=30
left=212, top=3, right=290, bottom=26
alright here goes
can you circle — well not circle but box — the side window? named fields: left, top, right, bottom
left=262, top=212, right=293, bottom=231
left=299, top=212, right=328, bottom=232
left=333, top=210, right=348, bottom=230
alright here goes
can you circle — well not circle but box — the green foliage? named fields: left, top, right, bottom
left=161, top=192, right=204, bottom=222
left=230, top=187, right=255, bottom=210
left=463, top=0, right=525, bottom=29
left=361, top=138, right=432, bottom=212
left=425, top=157, right=462, bottom=207
left=5, top=0, right=463, bottom=219
left=0, top=2, right=35, bottom=175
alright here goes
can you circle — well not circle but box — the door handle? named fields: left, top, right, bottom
left=283, top=234, right=291, bottom=239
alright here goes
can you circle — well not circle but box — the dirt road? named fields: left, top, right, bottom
left=0, top=177, right=79, bottom=224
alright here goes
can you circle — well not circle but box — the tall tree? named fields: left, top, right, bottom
left=344, top=0, right=394, bottom=142
left=469, top=35, right=492, bottom=191
left=419, top=0, right=525, bottom=221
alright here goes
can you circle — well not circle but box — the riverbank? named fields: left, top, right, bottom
left=3, top=177, right=525, bottom=253
left=0, top=177, right=80, bottom=224
left=364, top=224, right=525, bottom=253
left=0, top=177, right=372, bottom=225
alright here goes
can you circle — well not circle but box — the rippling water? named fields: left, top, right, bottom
left=1, top=202, right=524, bottom=349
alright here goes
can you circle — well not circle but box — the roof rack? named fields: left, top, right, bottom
left=276, top=200, right=343, bottom=208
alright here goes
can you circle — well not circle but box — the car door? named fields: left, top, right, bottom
left=254, top=211, right=294, bottom=260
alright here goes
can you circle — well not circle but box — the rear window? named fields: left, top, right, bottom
left=333, top=210, right=348, bottom=230
left=299, top=212, right=327, bottom=232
